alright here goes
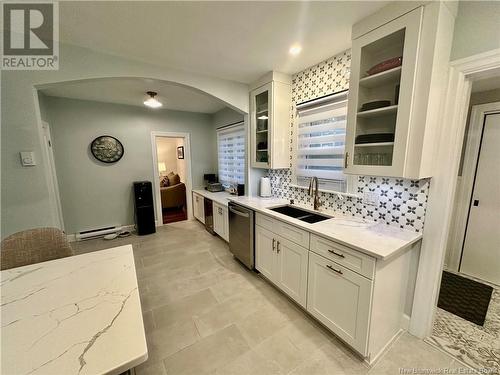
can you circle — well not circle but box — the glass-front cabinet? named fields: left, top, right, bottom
left=250, top=72, right=291, bottom=169
left=344, top=7, right=425, bottom=178
left=253, top=83, right=271, bottom=167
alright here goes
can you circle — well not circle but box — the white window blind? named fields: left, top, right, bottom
left=295, top=93, right=348, bottom=192
left=217, top=123, right=245, bottom=186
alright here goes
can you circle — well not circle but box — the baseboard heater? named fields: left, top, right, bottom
left=76, top=226, right=124, bottom=241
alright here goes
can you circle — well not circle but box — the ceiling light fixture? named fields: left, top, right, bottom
left=257, top=115, right=269, bottom=120
left=144, top=91, right=162, bottom=108
left=289, top=44, right=302, bottom=56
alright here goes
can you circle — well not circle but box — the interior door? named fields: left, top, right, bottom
left=461, top=112, right=500, bottom=285
left=41, top=121, right=64, bottom=230
left=255, top=225, right=276, bottom=281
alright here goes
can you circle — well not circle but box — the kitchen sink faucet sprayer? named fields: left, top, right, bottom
left=308, top=176, right=321, bottom=211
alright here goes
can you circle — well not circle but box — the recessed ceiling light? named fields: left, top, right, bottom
left=289, top=44, right=302, bottom=56
left=144, top=91, right=162, bottom=108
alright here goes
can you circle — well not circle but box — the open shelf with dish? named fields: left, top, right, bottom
left=344, top=7, right=427, bottom=177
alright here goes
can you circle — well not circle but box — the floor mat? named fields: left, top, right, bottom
left=430, top=271, right=500, bottom=372
left=437, top=271, right=493, bottom=326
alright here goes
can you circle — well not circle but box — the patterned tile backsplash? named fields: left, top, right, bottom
left=269, top=170, right=430, bottom=233
left=267, top=49, right=430, bottom=233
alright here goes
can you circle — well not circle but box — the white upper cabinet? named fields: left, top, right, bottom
left=250, top=72, right=291, bottom=169
left=345, top=3, right=455, bottom=178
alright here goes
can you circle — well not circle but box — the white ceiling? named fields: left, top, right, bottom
left=40, top=78, right=227, bottom=113
left=59, top=1, right=389, bottom=84
left=471, top=68, right=500, bottom=93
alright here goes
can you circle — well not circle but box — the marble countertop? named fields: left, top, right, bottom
left=228, top=196, right=422, bottom=260
left=192, top=188, right=235, bottom=207
left=0, top=245, right=147, bottom=375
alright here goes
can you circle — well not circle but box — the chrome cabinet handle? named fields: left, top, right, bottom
left=328, top=249, right=345, bottom=258
left=326, top=264, right=343, bottom=275
left=344, top=152, right=349, bottom=168
left=277, top=241, right=281, bottom=254
left=272, top=238, right=276, bottom=252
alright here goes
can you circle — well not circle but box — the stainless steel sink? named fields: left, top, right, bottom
left=269, top=205, right=330, bottom=223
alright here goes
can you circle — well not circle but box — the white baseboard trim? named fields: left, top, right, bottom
left=66, top=224, right=135, bottom=242
left=401, top=313, right=411, bottom=330
left=366, top=328, right=405, bottom=367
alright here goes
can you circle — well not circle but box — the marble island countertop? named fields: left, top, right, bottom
left=0, top=245, right=147, bottom=375
left=228, top=196, right=422, bottom=260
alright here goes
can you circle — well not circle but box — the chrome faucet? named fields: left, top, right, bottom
left=308, top=177, right=321, bottom=211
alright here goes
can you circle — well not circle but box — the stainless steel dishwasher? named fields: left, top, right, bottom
left=228, top=202, right=254, bottom=269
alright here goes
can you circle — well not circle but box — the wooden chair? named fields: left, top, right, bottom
left=1, top=227, right=74, bottom=270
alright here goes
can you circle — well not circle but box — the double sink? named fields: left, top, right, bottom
left=269, top=205, right=330, bottom=224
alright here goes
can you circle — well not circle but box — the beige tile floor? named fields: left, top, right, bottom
left=72, top=220, right=468, bottom=375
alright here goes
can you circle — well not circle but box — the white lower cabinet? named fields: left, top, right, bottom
left=276, top=236, right=308, bottom=307
left=255, top=225, right=308, bottom=307
left=307, top=252, right=372, bottom=356
left=192, top=192, right=205, bottom=224
left=213, top=202, right=229, bottom=242
left=255, top=226, right=276, bottom=281
left=254, top=212, right=418, bottom=362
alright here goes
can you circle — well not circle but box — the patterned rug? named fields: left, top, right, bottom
left=428, top=272, right=500, bottom=373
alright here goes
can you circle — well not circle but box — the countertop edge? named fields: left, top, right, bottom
left=227, top=197, right=422, bottom=260
left=192, top=189, right=233, bottom=206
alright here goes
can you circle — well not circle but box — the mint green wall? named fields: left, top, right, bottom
left=451, top=1, right=500, bottom=61
left=41, top=96, right=215, bottom=234
left=1, top=42, right=248, bottom=238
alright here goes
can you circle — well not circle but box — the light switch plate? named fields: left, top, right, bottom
left=364, top=191, right=379, bottom=206
left=20, top=151, right=36, bottom=166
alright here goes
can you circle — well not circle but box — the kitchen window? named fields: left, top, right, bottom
left=294, top=91, right=350, bottom=193
left=217, top=122, right=245, bottom=186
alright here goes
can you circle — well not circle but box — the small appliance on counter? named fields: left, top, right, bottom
left=260, top=176, right=271, bottom=197
left=237, top=184, right=245, bottom=196
left=207, top=182, right=224, bottom=192
left=203, top=173, right=224, bottom=192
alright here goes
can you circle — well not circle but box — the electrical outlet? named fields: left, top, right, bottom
left=364, top=191, right=379, bottom=206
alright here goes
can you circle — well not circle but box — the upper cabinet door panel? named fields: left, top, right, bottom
left=250, top=73, right=291, bottom=170
left=251, top=82, right=273, bottom=169
left=345, top=7, right=423, bottom=178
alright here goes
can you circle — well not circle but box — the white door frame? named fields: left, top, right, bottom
left=446, top=102, right=500, bottom=272
left=40, top=121, right=65, bottom=231
left=150, top=131, right=193, bottom=225
left=409, top=49, right=500, bottom=339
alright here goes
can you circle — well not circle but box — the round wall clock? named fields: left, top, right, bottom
left=90, top=135, right=124, bottom=163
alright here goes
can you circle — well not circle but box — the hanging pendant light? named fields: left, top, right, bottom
left=144, top=91, right=162, bottom=108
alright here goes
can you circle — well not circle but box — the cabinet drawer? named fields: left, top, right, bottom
left=256, top=213, right=309, bottom=248
left=310, top=235, right=375, bottom=280
left=256, top=212, right=274, bottom=229
left=278, top=221, right=309, bottom=249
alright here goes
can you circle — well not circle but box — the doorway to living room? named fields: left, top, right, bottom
left=151, top=132, right=192, bottom=225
